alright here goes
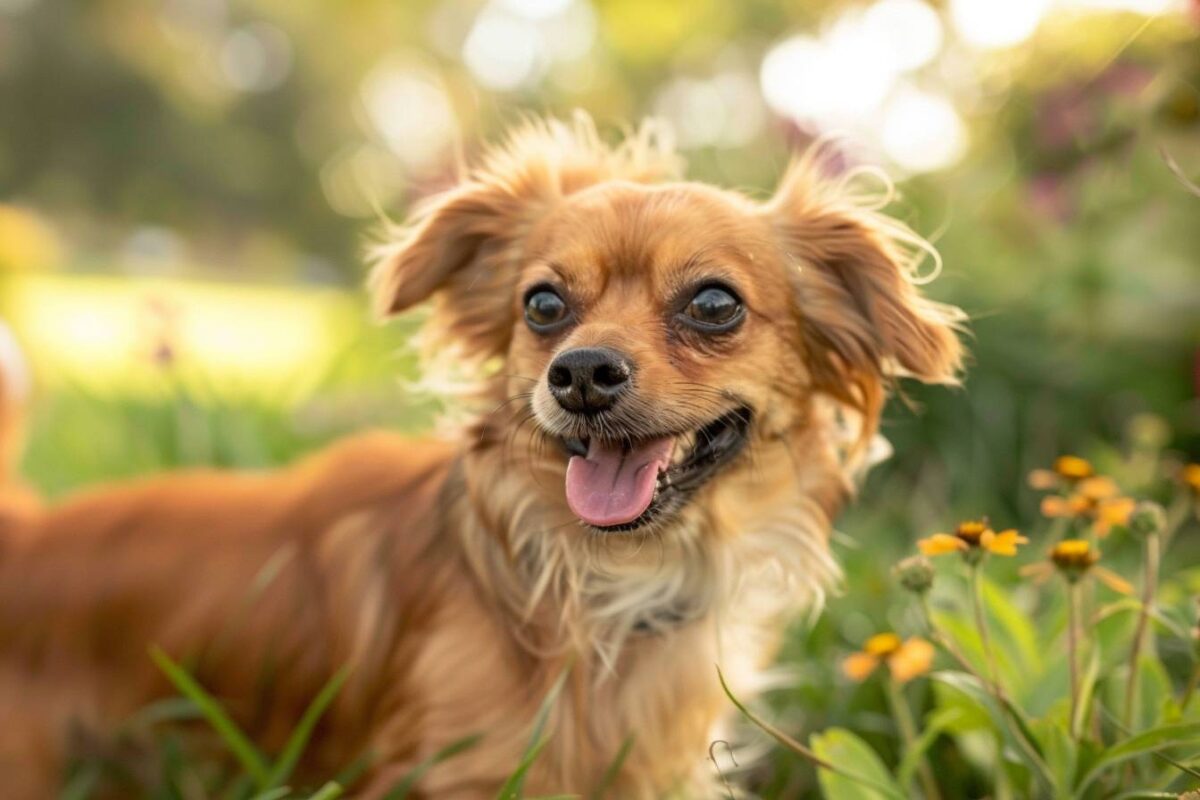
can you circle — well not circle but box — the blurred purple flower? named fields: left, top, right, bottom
left=1028, top=173, right=1073, bottom=223
left=1035, top=62, right=1152, bottom=152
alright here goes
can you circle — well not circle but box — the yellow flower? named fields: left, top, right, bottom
left=1029, top=455, right=1095, bottom=489
left=918, top=533, right=967, bottom=556
left=985, top=528, right=1028, bottom=556
left=1183, top=463, right=1200, bottom=495
left=1055, top=455, right=1096, bottom=480
left=842, top=633, right=935, bottom=684
left=918, top=519, right=1027, bottom=559
left=1022, top=539, right=1133, bottom=594
left=1039, top=476, right=1134, bottom=536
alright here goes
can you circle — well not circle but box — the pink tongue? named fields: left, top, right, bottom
left=565, top=437, right=674, bottom=527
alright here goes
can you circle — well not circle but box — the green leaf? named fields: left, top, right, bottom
left=929, top=670, right=1051, bottom=792
left=896, top=707, right=960, bottom=789
left=716, top=667, right=902, bottom=798
left=1029, top=718, right=1075, bottom=797
left=1074, top=721, right=1200, bottom=796
left=306, top=782, right=344, bottom=800
left=980, top=577, right=1042, bottom=684
left=380, top=734, right=484, bottom=800
left=149, top=645, right=271, bottom=788
left=811, top=728, right=905, bottom=800
left=1094, top=598, right=1191, bottom=640
left=931, top=677, right=993, bottom=734
left=929, top=671, right=1020, bottom=735
left=1135, top=655, right=1173, bottom=732
left=1071, top=649, right=1100, bottom=740
left=266, top=665, right=352, bottom=788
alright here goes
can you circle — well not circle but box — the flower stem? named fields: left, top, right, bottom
left=1067, top=579, right=1081, bottom=738
left=968, top=564, right=1000, bottom=694
left=1122, top=531, right=1159, bottom=734
left=884, top=677, right=940, bottom=800
left=1181, top=661, right=1200, bottom=713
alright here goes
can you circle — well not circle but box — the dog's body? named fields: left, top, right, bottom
left=0, top=118, right=962, bottom=798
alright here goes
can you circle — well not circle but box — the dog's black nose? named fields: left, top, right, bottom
left=547, top=347, right=633, bottom=414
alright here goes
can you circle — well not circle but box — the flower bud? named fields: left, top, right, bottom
left=1128, top=501, right=1166, bottom=537
left=893, top=555, right=935, bottom=594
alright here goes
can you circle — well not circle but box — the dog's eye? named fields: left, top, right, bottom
left=681, top=285, right=743, bottom=331
left=525, top=288, right=569, bottom=331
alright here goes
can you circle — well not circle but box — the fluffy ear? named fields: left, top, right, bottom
left=368, top=114, right=681, bottom=365
left=763, top=152, right=965, bottom=420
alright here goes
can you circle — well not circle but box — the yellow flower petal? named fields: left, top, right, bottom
left=1054, top=539, right=1092, bottom=558
left=1054, top=455, right=1094, bottom=480
left=1028, top=469, right=1061, bottom=490
left=1077, top=476, right=1119, bottom=501
left=888, top=638, right=935, bottom=684
left=1095, top=497, right=1135, bottom=534
left=1041, top=495, right=1075, bottom=518
left=918, top=533, right=968, bottom=556
left=864, top=632, right=902, bottom=656
left=1094, top=566, right=1134, bottom=596
left=842, top=652, right=879, bottom=682
left=1184, top=463, right=1200, bottom=493
left=984, top=529, right=1029, bottom=556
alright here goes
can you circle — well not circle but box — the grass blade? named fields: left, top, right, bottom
left=248, top=789, right=293, bottom=800
left=306, top=782, right=344, bottom=800
left=266, top=665, right=353, bottom=788
left=589, top=735, right=634, bottom=800
left=496, top=737, right=551, bottom=800
left=149, top=645, right=271, bottom=788
left=496, top=667, right=571, bottom=800
left=60, top=765, right=102, bottom=800
left=381, top=734, right=484, bottom=800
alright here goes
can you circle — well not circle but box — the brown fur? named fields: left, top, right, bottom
left=0, top=116, right=963, bottom=798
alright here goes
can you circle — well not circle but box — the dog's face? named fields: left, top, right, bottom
left=511, top=183, right=802, bottom=531
left=372, top=120, right=962, bottom=535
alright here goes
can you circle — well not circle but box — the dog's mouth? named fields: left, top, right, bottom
left=559, top=406, right=752, bottom=532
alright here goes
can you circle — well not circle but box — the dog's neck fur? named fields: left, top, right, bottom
left=431, top=400, right=849, bottom=795
left=456, top=399, right=849, bottom=670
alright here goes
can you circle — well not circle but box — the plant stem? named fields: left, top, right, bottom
left=1181, top=662, right=1200, bottom=713
left=1123, top=531, right=1160, bottom=734
left=1067, top=579, right=1081, bottom=739
left=968, top=564, right=1001, bottom=694
left=884, top=677, right=941, bottom=800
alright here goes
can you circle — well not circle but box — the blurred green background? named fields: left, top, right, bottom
left=1, top=0, right=1199, bottom=796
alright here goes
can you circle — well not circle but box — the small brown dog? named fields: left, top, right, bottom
left=0, top=116, right=962, bottom=798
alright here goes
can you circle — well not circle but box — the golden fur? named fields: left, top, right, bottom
left=0, top=116, right=963, bottom=798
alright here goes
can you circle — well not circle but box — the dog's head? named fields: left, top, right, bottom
left=372, top=117, right=962, bottom=535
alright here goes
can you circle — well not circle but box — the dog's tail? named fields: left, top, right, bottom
left=0, top=319, right=30, bottom=489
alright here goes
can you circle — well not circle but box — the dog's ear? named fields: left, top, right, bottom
left=763, top=154, right=964, bottom=419
left=369, top=177, right=535, bottom=362
left=369, top=115, right=680, bottom=364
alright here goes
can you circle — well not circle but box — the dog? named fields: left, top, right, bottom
left=0, top=116, right=963, bottom=798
